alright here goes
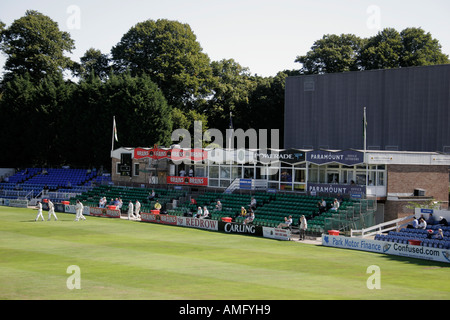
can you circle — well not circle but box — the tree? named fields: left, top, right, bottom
left=238, top=72, right=287, bottom=147
left=63, top=73, right=173, bottom=166
left=74, top=48, right=111, bottom=81
left=0, top=73, right=75, bottom=167
left=359, top=28, right=404, bottom=70
left=296, top=27, right=449, bottom=74
left=207, top=59, right=255, bottom=130
left=111, top=19, right=213, bottom=110
left=399, top=27, right=449, bottom=67
left=0, top=10, right=75, bottom=83
left=295, top=34, right=365, bottom=74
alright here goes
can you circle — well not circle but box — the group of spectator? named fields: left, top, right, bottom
left=96, top=188, right=165, bottom=219
left=233, top=197, right=258, bottom=224
left=187, top=195, right=311, bottom=240
left=98, top=196, right=123, bottom=209
left=408, top=213, right=448, bottom=230
left=407, top=212, right=448, bottom=240
left=317, top=197, right=342, bottom=215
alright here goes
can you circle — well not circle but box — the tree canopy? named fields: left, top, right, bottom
left=0, top=10, right=75, bottom=83
left=296, top=27, right=449, bottom=74
left=111, top=19, right=213, bottom=111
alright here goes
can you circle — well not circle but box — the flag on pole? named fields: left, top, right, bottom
left=112, top=116, right=118, bottom=152
left=113, top=116, right=118, bottom=142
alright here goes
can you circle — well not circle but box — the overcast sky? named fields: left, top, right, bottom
left=1, top=0, right=450, bottom=77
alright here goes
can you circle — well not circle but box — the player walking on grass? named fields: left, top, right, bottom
left=47, top=199, right=58, bottom=221
left=128, top=201, right=135, bottom=220
left=35, top=201, right=44, bottom=221
left=135, top=200, right=141, bottom=220
left=75, top=199, right=86, bottom=221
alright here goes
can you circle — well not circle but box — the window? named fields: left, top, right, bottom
left=209, top=166, right=219, bottom=179
left=209, top=179, right=219, bottom=187
left=232, top=166, right=242, bottom=179
left=220, top=166, right=230, bottom=179
left=134, top=163, right=140, bottom=176
left=195, top=165, right=207, bottom=178
left=243, top=167, right=254, bottom=179
left=280, top=168, right=292, bottom=182
left=294, top=169, right=305, bottom=183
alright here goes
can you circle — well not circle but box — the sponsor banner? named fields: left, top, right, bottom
left=263, top=227, right=291, bottom=241
left=308, top=183, right=366, bottom=196
left=176, top=216, right=219, bottom=231
left=55, top=203, right=65, bottom=213
left=254, top=148, right=306, bottom=164
left=64, top=204, right=89, bottom=216
left=171, top=148, right=208, bottom=162
left=134, top=147, right=208, bottom=162
left=89, top=207, right=121, bottom=218
left=9, top=199, right=28, bottom=208
left=65, top=204, right=76, bottom=214
left=218, top=221, right=263, bottom=237
left=322, top=235, right=450, bottom=264
left=167, top=176, right=208, bottom=186
left=239, top=179, right=252, bottom=190
left=307, top=150, right=364, bottom=166
left=140, top=212, right=178, bottom=225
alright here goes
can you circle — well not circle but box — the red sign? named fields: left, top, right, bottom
left=89, top=207, right=121, bottom=218
left=134, top=147, right=207, bottom=162
left=140, top=212, right=178, bottom=225
left=166, top=176, right=208, bottom=186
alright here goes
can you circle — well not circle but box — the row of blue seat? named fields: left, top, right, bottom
left=375, top=234, right=450, bottom=249
left=1, top=168, right=99, bottom=190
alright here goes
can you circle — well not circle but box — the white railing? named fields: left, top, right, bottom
left=42, top=191, right=79, bottom=200
left=224, top=179, right=269, bottom=193
left=224, top=178, right=240, bottom=193
left=252, top=179, right=268, bottom=190
left=350, top=214, right=414, bottom=238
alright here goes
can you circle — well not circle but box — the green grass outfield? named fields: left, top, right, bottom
left=0, top=206, right=449, bottom=300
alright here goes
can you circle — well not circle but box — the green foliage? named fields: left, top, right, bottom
left=0, top=72, right=171, bottom=167
left=0, top=73, right=75, bottom=166
left=297, top=27, right=449, bottom=74
left=296, top=34, right=365, bottom=74
left=111, top=19, right=213, bottom=110
left=207, top=59, right=255, bottom=130
left=74, top=48, right=111, bottom=80
left=400, top=27, right=450, bottom=67
left=63, top=72, right=173, bottom=166
left=0, top=10, right=75, bottom=83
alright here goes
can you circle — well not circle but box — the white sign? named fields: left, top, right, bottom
left=9, top=199, right=28, bottom=208
left=263, top=227, right=291, bottom=241
left=322, top=235, right=450, bottom=264
left=176, top=216, right=219, bottom=231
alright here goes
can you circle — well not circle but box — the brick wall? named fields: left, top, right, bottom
left=387, top=165, right=448, bottom=203
left=385, top=165, right=449, bottom=221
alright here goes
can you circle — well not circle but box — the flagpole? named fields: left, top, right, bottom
left=112, top=116, right=115, bottom=152
left=363, top=107, right=368, bottom=194
left=363, top=107, right=367, bottom=156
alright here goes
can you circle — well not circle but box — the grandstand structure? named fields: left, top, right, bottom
left=63, top=182, right=375, bottom=236
left=0, top=166, right=375, bottom=236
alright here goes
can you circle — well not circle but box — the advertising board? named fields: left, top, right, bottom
left=322, top=235, right=450, bottom=264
